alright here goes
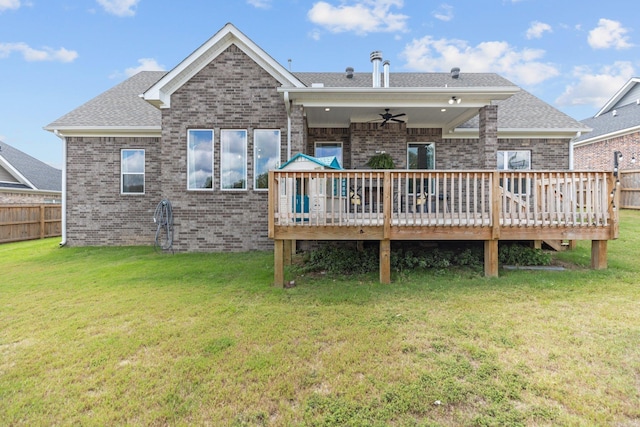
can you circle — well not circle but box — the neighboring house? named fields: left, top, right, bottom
left=573, top=77, right=640, bottom=171
left=0, top=141, right=61, bottom=204
left=46, top=23, right=593, bottom=253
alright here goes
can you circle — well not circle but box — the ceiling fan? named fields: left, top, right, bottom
left=378, top=109, right=406, bottom=127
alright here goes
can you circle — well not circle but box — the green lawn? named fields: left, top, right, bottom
left=1, top=211, right=639, bottom=426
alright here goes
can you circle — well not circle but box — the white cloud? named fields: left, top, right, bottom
left=96, top=0, right=140, bottom=17
left=308, top=0, right=409, bottom=35
left=401, top=36, right=559, bottom=85
left=526, top=21, right=552, bottom=39
left=555, top=61, right=635, bottom=108
left=0, top=42, right=78, bottom=62
left=433, top=4, right=453, bottom=22
left=124, top=58, right=165, bottom=77
left=247, top=0, right=271, bottom=8
left=0, top=0, right=20, bottom=11
left=588, top=19, right=633, bottom=50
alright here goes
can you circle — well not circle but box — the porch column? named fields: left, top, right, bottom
left=479, top=105, right=498, bottom=169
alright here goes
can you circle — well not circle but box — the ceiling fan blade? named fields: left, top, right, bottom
left=391, top=113, right=406, bottom=118
left=391, top=118, right=405, bottom=123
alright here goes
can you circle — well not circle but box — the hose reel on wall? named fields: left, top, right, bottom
left=153, top=199, right=174, bottom=251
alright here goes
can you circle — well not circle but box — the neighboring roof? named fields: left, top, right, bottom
left=280, top=153, right=342, bottom=170
left=143, top=23, right=305, bottom=109
left=573, top=101, right=640, bottom=145
left=45, top=71, right=165, bottom=135
left=0, top=141, right=62, bottom=192
left=595, top=77, right=640, bottom=117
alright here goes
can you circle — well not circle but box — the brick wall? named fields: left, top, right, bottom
left=65, top=136, right=161, bottom=246
left=0, top=191, right=61, bottom=204
left=574, top=131, right=640, bottom=171
left=160, top=44, right=289, bottom=252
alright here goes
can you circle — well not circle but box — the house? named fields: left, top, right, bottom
left=0, top=140, right=61, bottom=204
left=573, top=77, right=640, bottom=171
left=45, top=23, right=617, bottom=283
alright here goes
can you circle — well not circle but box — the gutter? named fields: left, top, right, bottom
left=53, top=130, right=67, bottom=247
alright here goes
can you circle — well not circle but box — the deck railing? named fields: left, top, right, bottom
left=268, top=169, right=619, bottom=285
left=269, top=170, right=616, bottom=236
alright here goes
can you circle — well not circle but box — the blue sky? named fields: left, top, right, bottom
left=1, top=0, right=638, bottom=169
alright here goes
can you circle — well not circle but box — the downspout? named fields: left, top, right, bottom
left=284, top=91, right=292, bottom=160
left=54, top=130, right=67, bottom=246
left=570, top=132, right=580, bottom=170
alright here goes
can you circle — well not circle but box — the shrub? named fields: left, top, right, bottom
left=498, top=243, right=551, bottom=266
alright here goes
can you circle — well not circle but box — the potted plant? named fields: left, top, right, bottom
left=365, top=152, right=395, bottom=169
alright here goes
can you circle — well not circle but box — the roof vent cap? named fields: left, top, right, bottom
left=450, top=67, right=460, bottom=79
left=345, top=67, right=354, bottom=79
left=612, top=109, right=617, bottom=116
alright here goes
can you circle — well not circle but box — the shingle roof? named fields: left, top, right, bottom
left=573, top=102, right=640, bottom=143
left=292, top=71, right=515, bottom=88
left=0, top=141, right=62, bottom=192
left=460, top=89, right=590, bottom=130
left=46, top=71, right=166, bottom=129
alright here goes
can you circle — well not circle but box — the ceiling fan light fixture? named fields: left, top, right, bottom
left=449, top=96, right=461, bottom=105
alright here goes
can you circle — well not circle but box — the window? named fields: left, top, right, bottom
left=221, top=129, right=247, bottom=190
left=498, top=150, right=531, bottom=170
left=121, top=149, right=145, bottom=194
left=407, top=143, right=435, bottom=193
left=498, top=150, right=531, bottom=194
left=254, top=130, right=281, bottom=190
left=315, top=142, right=343, bottom=168
left=187, top=129, right=214, bottom=190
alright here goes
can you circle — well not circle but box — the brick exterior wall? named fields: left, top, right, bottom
left=65, top=136, right=161, bottom=246
left=160, top=45, right=293, bottom=252
left=574, top=131, right=640, bottom=171
left=0, top=191, right=61, bottom=204
left=63, top=44, right=573, bottom=251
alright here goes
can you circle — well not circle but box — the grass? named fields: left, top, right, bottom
left=1, top=210, right=639, bottom=426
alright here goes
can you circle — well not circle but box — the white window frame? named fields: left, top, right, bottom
left=221, top=129, right=248, bottom=191
left=497, top=150, right=531, bottom=171
left=314, top=141, right=343, bottom=168
left=187, top=129, right=214, bottom=191
left=254, top=129, right=281, bottom=191
left=407, top=142, right=435, bottom=195
left=498, top=150, right=531, bottom=195
left=121, top=149, right=145, bottom=195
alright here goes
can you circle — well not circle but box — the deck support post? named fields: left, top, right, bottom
left=274, top=239, right=285, bottom=287
left=591, top=240, right=608, bottom=270
left=284, top=240, right=293, bottom=266
left=484, top=240, right=499, bottom=277
left=380, top=239, right=391, bottom=284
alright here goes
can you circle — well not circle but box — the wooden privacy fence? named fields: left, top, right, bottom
left=619, top=170, right=640, bottom=210
left=0, top=204, right=62, bottom=244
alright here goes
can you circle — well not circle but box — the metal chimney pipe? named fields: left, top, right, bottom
left=370, top=51, right=382, bottom=88
left=383, top=60, right=390, bottom=88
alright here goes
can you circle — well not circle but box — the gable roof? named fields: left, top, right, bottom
left=595, top=77, right=640, bottom=117
left=280, top=153, right=342, bottom=170
left=573, top=101, right=640, bottom=145
left=0, top=141, right=62, bottom=192
left=142, top=23, right=304, bottom=109
left=45, top=71, right=165, bottom=136
left=573, top=77, right=640, bottom=146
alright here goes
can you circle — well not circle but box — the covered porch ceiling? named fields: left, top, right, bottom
left=279, top=86, right=519, bottom=133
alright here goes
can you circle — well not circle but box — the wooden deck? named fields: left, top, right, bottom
left=268, top=170, right=619, bottom=285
